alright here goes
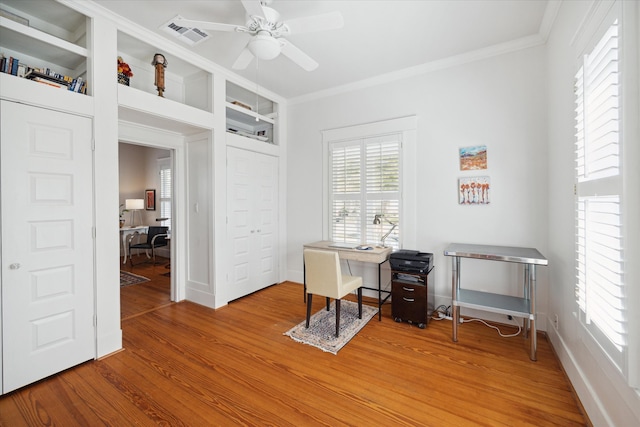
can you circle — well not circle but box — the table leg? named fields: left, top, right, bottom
left=378, top=262, right=382, bottom=321
left=452, top=256, right=459, bottom=342
left=523, top=264, right=529, bottom=338
left=122, top=232, right=128, bottom=264
left=529, top=264, right=537, bottom=361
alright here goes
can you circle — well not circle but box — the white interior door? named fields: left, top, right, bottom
left=227, top=147, right=278, bottom=301
left=253, top=152, right=278, bottom=290
left=1, top=100, right=95, bottom=394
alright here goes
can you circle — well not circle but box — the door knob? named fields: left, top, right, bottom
left=9, top=263, right=21, bottom=270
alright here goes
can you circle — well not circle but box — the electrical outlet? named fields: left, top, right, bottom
left=554, top=314, right=559, bottom=330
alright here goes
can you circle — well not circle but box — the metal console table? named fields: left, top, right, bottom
left=444, top=243, right=548, bottom=361
left=303, top=241, right=392, bottom=321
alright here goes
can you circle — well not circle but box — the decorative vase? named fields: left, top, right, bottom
left=117, top=73, right=130, bottom=86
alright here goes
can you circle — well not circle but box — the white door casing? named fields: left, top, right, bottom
left=1, top=100, right=95, bottom=394
left=227, top=147, right=278, bottom=301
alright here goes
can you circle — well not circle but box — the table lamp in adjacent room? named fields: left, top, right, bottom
left=125, top=199, right=144, bottom=226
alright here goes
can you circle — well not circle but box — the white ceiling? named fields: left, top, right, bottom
left=97, top=1, right=552, bottom=100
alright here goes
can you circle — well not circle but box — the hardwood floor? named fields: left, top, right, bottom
left=120, top=256, right=172, bottom=320
left=0, top=281, right=589, bottom=426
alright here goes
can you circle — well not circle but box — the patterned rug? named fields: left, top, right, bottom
left=120, top=271, right=150, bottom=287
left=284, top=300, right=378, bottom=354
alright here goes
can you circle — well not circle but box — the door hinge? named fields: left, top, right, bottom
left=91, top=138, right=95, bottom=151
left=93, top=315, right=97, bottom=327
left=92, top=226, right=96, bottom=239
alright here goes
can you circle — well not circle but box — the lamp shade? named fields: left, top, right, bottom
left=125, top=199, right=144, bottom=210
left=248, top=34, right=281, bottom=60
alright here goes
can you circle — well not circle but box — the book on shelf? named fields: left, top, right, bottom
left=25, top=70, right=87, bottom=94
left=31, top=77, right=67, bottom=89
left=0, top=55, right=19, bottom=75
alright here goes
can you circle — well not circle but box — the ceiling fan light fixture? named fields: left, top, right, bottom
left=248, top=33, right=281, bottom=60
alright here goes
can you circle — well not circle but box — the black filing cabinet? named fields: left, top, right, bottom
left=391, top=266, right=434, bottom=329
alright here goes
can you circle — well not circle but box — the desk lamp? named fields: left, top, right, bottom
left=373, top=214, right=397, bottom=248
left=125, top=199, right=144, bottom=227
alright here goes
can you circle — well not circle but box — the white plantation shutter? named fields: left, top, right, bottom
left=329, top=134, right=401, bottom=248
left=575, top=20, right=626, bottom=368
left=158, top=158, right=172, bottom=229
left=365, top=138, right=400, bottom=247
left=330, top=142, right=361, bottom=243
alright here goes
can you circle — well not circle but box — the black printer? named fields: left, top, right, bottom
left=390, top=250, right=433, bottom=274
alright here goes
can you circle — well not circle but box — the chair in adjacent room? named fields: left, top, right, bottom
left=128, top=226, right=169, bottom=266
left=303, top=248, right=363, bottom=337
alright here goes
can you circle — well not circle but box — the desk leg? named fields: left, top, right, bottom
left=452, top=256, right=460, bottom=342
left=378, top=262, right=382, bottom=321
left=303, top=261, right=306, bottom=303
left=529, top=264, right=537, bottom=361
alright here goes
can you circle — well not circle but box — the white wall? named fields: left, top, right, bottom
left=546, top=1, right=640, bottom=426
left=287, top=45, right=549, bottom=326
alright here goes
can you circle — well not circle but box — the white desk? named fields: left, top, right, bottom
left=303, top=241, right=392, bottom=320
left=444, top=243, right=548, bottom=361
left=120, top=226, right=148, bottom=264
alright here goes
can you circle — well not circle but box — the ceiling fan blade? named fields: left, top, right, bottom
left=285, top=11, right=344, bottom=34
left=280, top=40, right=318, bottom=71
left=232, top=47, right=255, bottom=70
left=241, top=0, right=266, bottom=18
left=173, top=17, right=243, bottom=32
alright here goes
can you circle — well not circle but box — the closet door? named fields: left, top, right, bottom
left=227, top=147, right=278, bottom=301
left=1, top=101, right=95, bottom=393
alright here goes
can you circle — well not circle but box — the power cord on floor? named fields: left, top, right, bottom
left=431, top=304, right=451, bottom=321
left=462, top=317, right=522, bottom=338
left=431, top=306, right=523, bottom=337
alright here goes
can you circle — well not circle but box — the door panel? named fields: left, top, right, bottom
left=227, top=147, right=278, bottom=301
left=1, top=100, right=95, bottom=394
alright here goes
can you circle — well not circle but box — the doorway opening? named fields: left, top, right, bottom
left=118, top=142, right=174, bottom=320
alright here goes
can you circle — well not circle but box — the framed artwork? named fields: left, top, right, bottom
left=459, top=145, right=487, bottom=170
left=459, top=177, right=490, bottom=204
left=145, top=189, right=156, bottom=210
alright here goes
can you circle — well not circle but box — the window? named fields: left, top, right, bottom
left=158, top=157, right=172, bottom=229
left=329, top=135, right=401, bottom=249
left=574, top=19, right=626, bottom=371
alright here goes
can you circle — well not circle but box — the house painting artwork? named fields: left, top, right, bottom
left=459, top=145, right=487, bottom=170
left=459, top=176, right=490, bottom=204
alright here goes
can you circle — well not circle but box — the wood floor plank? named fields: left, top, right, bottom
left=0, top=281, right=589, bottom=426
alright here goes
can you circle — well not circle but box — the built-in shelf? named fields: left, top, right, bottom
left=117, top=30, right=212, bottom=113
left=226, top=81, right=278, bottom=145
left=0, top=68, right=93, bottom=116
left=0, top=2, right=88, bottom=92
left=117, top=83, right=214, bottom=133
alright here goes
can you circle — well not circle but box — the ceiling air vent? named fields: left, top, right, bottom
left=161, top=15, right=210, bottom=46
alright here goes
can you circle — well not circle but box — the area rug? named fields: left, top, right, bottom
left=120, top=271, right=150, bottom=287
left=284, top=300, right=378, bottom=354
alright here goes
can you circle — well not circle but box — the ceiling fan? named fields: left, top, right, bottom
left=173, top=0, right=344, bottom=71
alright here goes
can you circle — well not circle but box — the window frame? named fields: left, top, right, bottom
left=329, top=135, right=402, bottom=248
left=572, top=0, right=639, bottom=389
left=322, top=116, right=417, bottom=250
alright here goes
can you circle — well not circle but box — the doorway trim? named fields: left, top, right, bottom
left=118, top=121, right=187, bottom=302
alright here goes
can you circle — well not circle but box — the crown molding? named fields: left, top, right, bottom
left=288, top=33, right=545, bottom=106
